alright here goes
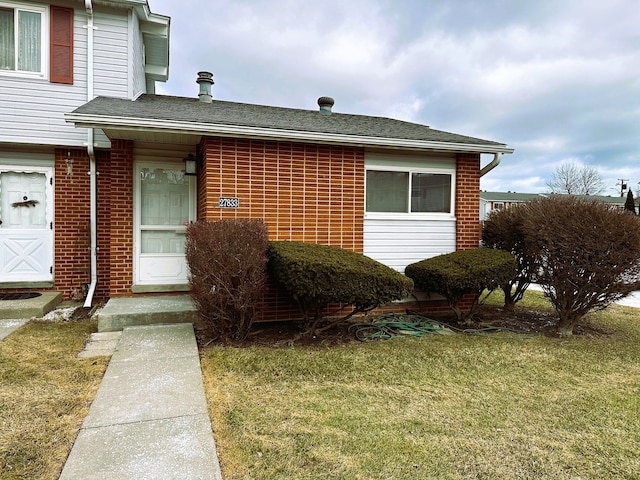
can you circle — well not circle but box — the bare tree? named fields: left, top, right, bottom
left=546, top=161, right=606, bottom=195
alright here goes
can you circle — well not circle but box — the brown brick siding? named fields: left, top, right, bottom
left=455, top=153, right=481, bottom=251
left=198, top=137, right=365, bottom=322
left=107, top=139, right=134, bottom=297
left=53, top=148, right=91, bottom=299
left=198, top=137, right=364, bottom=250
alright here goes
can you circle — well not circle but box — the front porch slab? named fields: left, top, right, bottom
left=0, top=291, right=62, bottom=320
left=96, top=295, right=200, bottom=332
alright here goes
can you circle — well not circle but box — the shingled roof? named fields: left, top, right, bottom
left=67, top=94, right=513, bottom=153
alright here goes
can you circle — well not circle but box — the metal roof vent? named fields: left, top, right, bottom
left=196, top=71, right=214, bottom=103
left=318, top=96, right=334, bottom=115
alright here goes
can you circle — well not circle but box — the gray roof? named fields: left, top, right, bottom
left=68, top=94, right=511, bottom=150
left=480, top=191, right=544, bottom=202
left=481, top=191, right=627, bottom=205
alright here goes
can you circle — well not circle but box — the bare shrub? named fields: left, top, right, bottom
left=482, top=204, right=539, bottom=311
left=523, top=196, right=640, bottom=336
left=185, top=219, right=268, bottom=340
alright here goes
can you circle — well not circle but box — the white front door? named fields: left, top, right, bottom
left=0, top=167, right=54, bottom=283
left=134, top=163, right=196, bottom=286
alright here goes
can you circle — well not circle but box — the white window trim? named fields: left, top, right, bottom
left=132, top=161, right=197, bottom=286
left=365, top=165, right=456, bottom=221
left=0, top=1, right=49, bottom=79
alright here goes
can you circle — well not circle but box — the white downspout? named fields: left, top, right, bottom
left=84, top=0, right=97, bottom=308
left=480, top=152, right=502, bottom=177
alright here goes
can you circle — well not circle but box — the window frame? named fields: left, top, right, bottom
left=0, top=1, right=48, bottom=79
left=365, top=165, right=456, bottom=220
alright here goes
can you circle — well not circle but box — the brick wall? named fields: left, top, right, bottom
left=455, top=153, right=481, bottom=250
left=53, top=148, right=91, bottom=299
left=50, top=148, right=112, bottom=301
left=197, top=137, right=365, bottom=321
left=199, top=137, right=365, bottom=250
left=108, top=139, right=134, bottom=296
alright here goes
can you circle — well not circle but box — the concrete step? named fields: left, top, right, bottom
left=96, top=295, right=200, bottom=332
left=0, top=291, right=62, bottom=320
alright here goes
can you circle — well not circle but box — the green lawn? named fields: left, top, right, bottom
left=0, top=321, right=108, bottom=479
left=201, top=294, right=640, bottom=479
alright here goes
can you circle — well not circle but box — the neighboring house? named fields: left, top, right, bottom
left=0, top=0, right=169, bottom=303
left=2, top=1, right=514, bottom=321
left=481, top=191, right=628, bottom=221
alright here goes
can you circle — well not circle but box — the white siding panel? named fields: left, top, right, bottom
left=130, top=11, right=146, bottom=96
left=93, top=11, right=129, bottom=98
left=0, top=10, right=89, bottom=147
left=364, top=218, right=456, bottom=272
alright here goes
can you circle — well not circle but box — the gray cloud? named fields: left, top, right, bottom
left=151, top=0, right=640, bottom=194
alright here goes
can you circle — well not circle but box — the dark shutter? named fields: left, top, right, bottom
left=50, top=6, right=73, bottom=84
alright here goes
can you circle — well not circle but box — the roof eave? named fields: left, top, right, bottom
left=65, top=113, right=514, bottom=154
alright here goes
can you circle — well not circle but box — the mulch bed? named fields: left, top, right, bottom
left=194, top=303, right=613, bottom=348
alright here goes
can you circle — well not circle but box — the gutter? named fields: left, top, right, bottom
left=83, top=0, right=98, bottom=309
left=65, top=114, right=515, bottom=155
left=480, top=152, right=502, bottom=177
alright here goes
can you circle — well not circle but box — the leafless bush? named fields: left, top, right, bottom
left=523, top=196, right=640, bottom=335
left=482, top=203, right=539, bottom=312
left=185, top=219, right=268, bottom=340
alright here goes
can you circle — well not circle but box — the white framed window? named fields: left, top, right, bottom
left=0, top=1, right=47, bottom=77
left=366, top=167, right=455, bottom=216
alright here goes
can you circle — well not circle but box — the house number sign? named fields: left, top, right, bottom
left=218, top=197, right=240, bottom=209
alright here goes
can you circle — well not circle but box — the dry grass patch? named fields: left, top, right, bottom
left=0, top=321, right=108, bottom=479
left=202, top=295, right=640, bottom=479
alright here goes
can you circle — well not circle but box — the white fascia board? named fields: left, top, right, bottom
left=65, top=113, right=515, bottom=154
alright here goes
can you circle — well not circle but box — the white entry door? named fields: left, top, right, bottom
left=0, top=167, right=53, bottom=283
left=134, top=163, right=196, bottom=285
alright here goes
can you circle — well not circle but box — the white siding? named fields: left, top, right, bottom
left=363, top=150, right=457, bottom=272
left=93, top=10, right=129, bottom=98
left=130, top=10, right=146, bottom=97
left=0, top=5, right=141, bottom=149
left=364, top=218, right=456, bottom=272
left=0, top=7, right=89, bottom=147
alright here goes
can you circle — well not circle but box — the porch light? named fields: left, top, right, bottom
left=184, top=153, right=198, bottom=176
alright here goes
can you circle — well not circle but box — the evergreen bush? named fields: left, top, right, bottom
left=268, top=241, right=414, bottom=333
left=405, top=249, right=516, bottom=322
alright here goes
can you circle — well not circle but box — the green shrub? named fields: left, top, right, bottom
left=405, top=249, right=516, bottom=322
left=186, top=219, right=268, bottom=340
left=268, top=241, right=414, bottom=333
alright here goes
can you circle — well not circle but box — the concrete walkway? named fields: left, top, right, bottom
left=60, top=323, right=222, bottom=480
left=0, top=318, right=28, bottom=341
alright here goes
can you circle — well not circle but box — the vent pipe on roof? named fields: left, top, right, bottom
left=197, top=71, right=214, bottom=103
left=318, top=96, right=334, bottom=115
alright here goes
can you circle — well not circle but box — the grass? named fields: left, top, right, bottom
left=0, top=321, right=108, bottom=479
left=201, top=292, right=640, bottom=479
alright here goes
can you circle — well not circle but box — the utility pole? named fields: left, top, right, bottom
left=617, top=179, right=629, bottom=197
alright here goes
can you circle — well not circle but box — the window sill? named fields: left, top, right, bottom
left=364, top=212, right=456, bottom=221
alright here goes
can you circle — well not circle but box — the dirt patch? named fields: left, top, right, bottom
left=195, top=303, right=613, bottom=348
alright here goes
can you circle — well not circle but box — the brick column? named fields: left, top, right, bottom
left=108, top=139, right=134, bottom=296
left=455, top=153, right=481, bottom=250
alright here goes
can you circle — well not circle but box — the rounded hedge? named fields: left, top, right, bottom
left=268, top=241, right=414, bottom=311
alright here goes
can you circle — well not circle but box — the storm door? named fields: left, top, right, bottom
left=0, top=167, right=53, bottom=283
left=134, top=164, right=196, bottom=286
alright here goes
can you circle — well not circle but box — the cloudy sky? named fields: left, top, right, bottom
left=149, top=0, right=639, bottom=196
